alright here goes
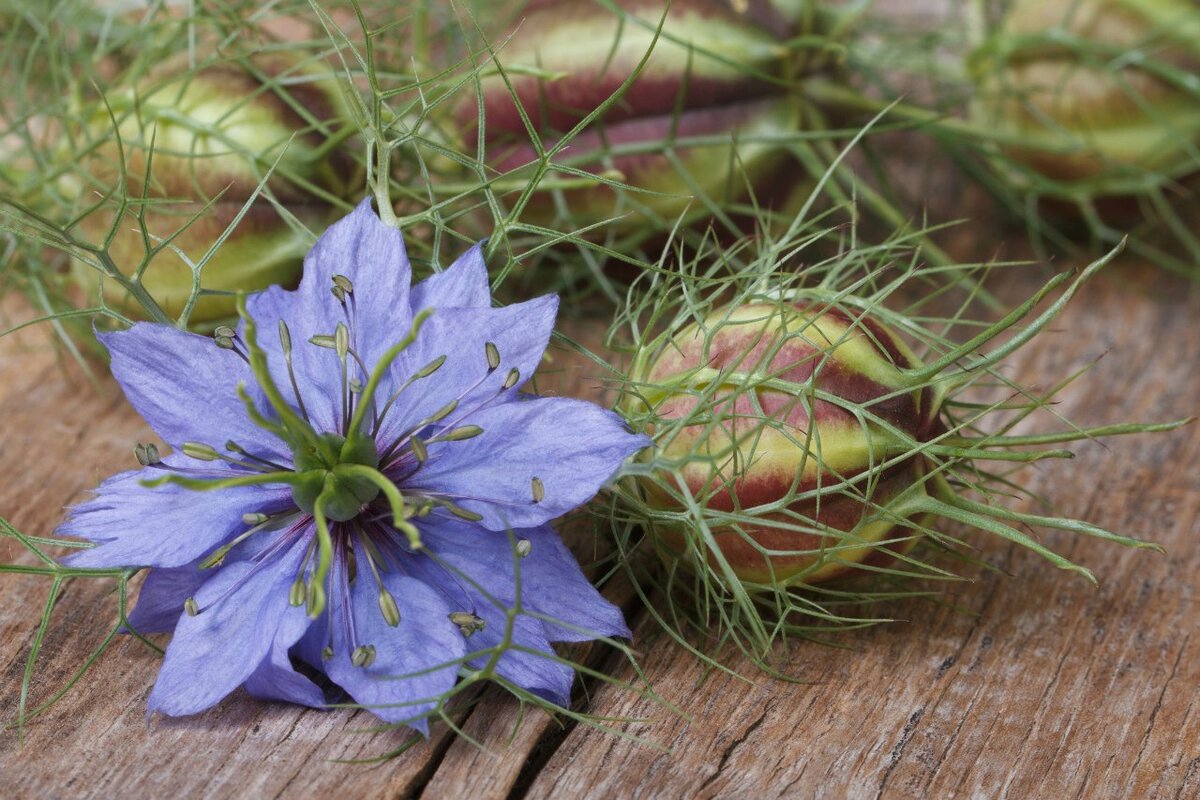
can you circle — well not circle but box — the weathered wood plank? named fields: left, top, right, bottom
left=2, top=264, right=1199, bottom=799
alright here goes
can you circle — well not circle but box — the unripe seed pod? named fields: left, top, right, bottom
left=459, top=0, right=823, bottom=231
left=635, top=301, right=941, bottom=585
left=972, top=0, right=1200, bottom=188
left=67, top=51, right=358, bottom=321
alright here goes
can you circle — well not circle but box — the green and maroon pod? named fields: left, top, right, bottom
left=459, top=0, right=823, bottom=230
left=636, top=301, right=943, bottom=585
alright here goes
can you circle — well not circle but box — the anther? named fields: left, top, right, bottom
left=278, top=319, right=293, bottom=356
left=349, top=378, right=363, bottom=394
left=134, top=442, right=161, bottom=467
left=332, top=274, right=354, bottom=296
left=214, top=336, right=236, bottom=350
left=181, top=442, right=221, bottom=461
left=531, top=476, right=545, bottom=504
left=288, top=578, right=307, bottom=607
left=378, top=590, right=401, bottom=627
left=410, top=436, right=427, bottom=463
left=214, top=325, right=237, bottom=340
left=309, top=334, right=337, bottom=349
left=516, top=538, right=532, bottom=558
left=242, top=512, right=269, bottom=525
left=441, top=425, right=483, bottom=442
left=321, top=646, right=334, bottom=661
left=449, top=611, right=486, bottom=636
left=503, top=368, right=520, bottom=390
left=351, top=644, right=374, bottom=668
left=184, top=597, right=199, bottom=617
left=485, top=341, right=500, bottom=371
left=444, top=501, right=483, bottom=522
left=430, top=399, right=458, bottom=423
left=335, top=323, right=350, bottom=361
left=413, top=355, right=447, bottom=379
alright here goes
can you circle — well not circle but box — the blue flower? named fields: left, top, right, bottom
left=58, top=199, right=648, bottom=731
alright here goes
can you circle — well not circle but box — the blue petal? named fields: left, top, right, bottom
left=409, top=242, right=489, bottom=311
left=420, top=520, right=629, bottom=644
left=463, top=602, right=574, bottom=706
left=127, top=561, right=207, bottom=634
left=148, top=538, right=309, bottom=716
left=242, top=198, right=413, bottom=433
left=410, top=397, right=649, bottom=530
left=244, top=599, right=325, bottom=708
left=320, top=559, right=465, bottom=732
left=374, top=296, right=557, bottom=450
left=60, top=458, right=294, bottom=569
left=102, top=324, right=285, bottom=458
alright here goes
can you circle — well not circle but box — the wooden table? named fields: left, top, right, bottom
left=1, top=257, right=1198, bottom=799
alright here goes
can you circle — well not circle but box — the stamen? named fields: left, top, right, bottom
left=485, top=341, right=500, bottom=371
left=531, top=477, right=545, bottom=504
left=442, top=500, right=483, bottom=522
left=243, top=512, right=269, bottom=525
left=184, top=597, right=199, bottom=617
left=332, top=274, right=354, bottom=297
left=134, top=442, right=161, bottom=467
left=516, top=538, right=532, bottom=558
left=351, top=644, right=376, bottom=668
left=449, top=611, right=485, bottom=636
left=278, top=320, right=311, bottom=423
left=433, top=425, right=484, bottom=443
left=181, top=442, right=221, bottom=461
left=409, top=436, right=427, bottom=463
left=378, top=591, right=401, bottom=627
left=356, top=529, right=401, bottom=627
left=321, top=646, right=334, bottom=661
left=288, top=578, right=307, bottom=607
left=226, top=441, right=290, bottom=472
left=503, top=368, right=520, bottom=390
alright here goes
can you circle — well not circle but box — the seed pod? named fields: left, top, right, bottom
left=459, top=0, right=826, bottom=231
left=972, top=0, right=1200, bottom=188
left=633, top=301, right=941, bottom=584
left=67, top=51, right=359, bottom=321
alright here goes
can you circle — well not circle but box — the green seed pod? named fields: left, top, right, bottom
left=633, top=301, right=942, bottom=585
left=613, top=240, right=1183, bottom=662
left=972, top=0, right=1200, bottom=189
left=459, top=0, right=827, bottom=231
left=66, top=51, right=359, bottom=321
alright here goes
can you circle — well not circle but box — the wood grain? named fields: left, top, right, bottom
left=2, top=262, right=1198, bottom=800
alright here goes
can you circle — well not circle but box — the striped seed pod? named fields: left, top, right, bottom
left=972, top=0, right=1200, bottom=189
left=635, top=301, right=942, bottom=585
left=69, top=51, right=359, bottom=321
left=459, top=0, right=826, bottom=231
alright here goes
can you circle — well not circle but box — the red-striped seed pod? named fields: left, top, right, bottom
left=458, top=0, right=825, bottom=231
left=634, top=301, right=942, bottom=585
left=971, top=0, right=1200, bottom=189
left=67, top=51, right=359, bottom=321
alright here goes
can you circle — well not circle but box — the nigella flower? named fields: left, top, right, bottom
left=58, top=200, right=648, bottom=730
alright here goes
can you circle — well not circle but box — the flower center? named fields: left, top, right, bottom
left=290, top=432, right=384, bottom=522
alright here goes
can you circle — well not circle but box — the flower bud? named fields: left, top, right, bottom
left=460, top=0, right=823, bottom=231
left=634, top=301, right=941, bottom=585
left=972, top=0, right=1200, bottom=188
left=67, top=51, right=359, bottom=320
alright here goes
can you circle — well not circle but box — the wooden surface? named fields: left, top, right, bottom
left=1, top=260, right=1198, bottom=799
